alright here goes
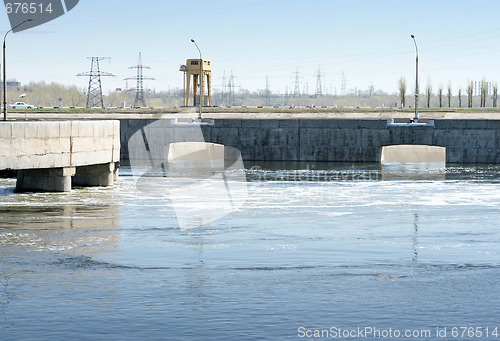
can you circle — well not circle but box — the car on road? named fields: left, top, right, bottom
left=8, top=102, right=35, bottom=109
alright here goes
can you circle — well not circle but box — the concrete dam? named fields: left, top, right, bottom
left=121, top=117, right=500, bottom=164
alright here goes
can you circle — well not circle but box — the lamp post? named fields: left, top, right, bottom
left=191, top=39, right=203, bottom=121
left=411, top=34, right=419, bottom=123
left=3, top=18, right=33, bottom=121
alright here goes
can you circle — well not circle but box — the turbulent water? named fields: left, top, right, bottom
left=1, top=163, right=500, bottom=340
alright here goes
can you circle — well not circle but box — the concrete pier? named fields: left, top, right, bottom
left=381, top=145, right=446, bottom=164
left=0, top=121, right=120, bottom=192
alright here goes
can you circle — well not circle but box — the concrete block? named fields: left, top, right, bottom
left=0, top=139, right=11, bottom=158
left=357, top=120, right=389, bottom=129
left=240, top=119, right=261, bottom=128
left=71, top=152, right=88, bottom=166
left=260, top=120, right=279, bottom=129
left=71, top=137, right=91, bottom=153
left=389, top=126, right=434, bottom=146
left=0, top=123, right=12, bottom=139
left=35, top=123, right=54, bottom=138
left=464, top=120, right=490, bottom=130
left=434, top=120, right=467, bottom=129
left=298, top=119, right=321, bottom=128
left=126, top=119, right=144, bottom=128
left=217, top=119, right=242, bottom=128
left=381, top=145, right=446, bottom=163
left=59, top=122, right=72, bottom=138
left=278, top=119, right=299, bottom=129
left=11, top=123, right=27, bottom=138
left=337, top=120, right=362, bottom=129
left=212, top=128, right=239, bottom=147
left=486, top=120, right=500, bottom=129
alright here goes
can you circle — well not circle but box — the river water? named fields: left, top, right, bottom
left=1, top=163, right=500, bottom=340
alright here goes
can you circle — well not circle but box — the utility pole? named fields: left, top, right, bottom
left=77, top=57, right=114, bottom=108
left=411, top=35, right=419, bottom=123
left=124, top=52, right=155, bottom=108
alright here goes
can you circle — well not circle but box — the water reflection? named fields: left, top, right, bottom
left=0, top=205, right=120, bottom=253
left=412, top=213, right=419, bottom=262
left=381, top=162, right=446, bottom=180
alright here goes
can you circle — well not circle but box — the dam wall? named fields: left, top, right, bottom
left=120, top=118, right=500, bottom=164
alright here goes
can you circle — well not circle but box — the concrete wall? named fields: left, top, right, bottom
left=0, top=120, right=120, bottom=170
left=121, top=118, right=500, bottom=164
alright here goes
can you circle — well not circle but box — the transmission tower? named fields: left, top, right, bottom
left=284, top=84, right=289, bottom=105
left=228, top=71, right=235, bottom=106
left=77, top=57, right=114, bottom=108
left=315, top=67, right=323, bottom=97
left=124, top=52, right=155, bottom=108
left=292, top=67, right=302, bottom=98
left=265, top=76, right=271, bottom=106
left=221, top=70, right=227, bottom=106
left=341, top=71, right=347, bottom=96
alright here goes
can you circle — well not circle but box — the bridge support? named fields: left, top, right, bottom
left=15, top=162, right=120, bottom=193
left=73, top=162, right=119, bottom=187
left=16, top=167, right=76, bottom=192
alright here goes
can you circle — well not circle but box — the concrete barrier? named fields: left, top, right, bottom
left=0, top=121, right=120, bottom=192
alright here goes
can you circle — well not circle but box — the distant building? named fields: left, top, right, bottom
left=0, top=81, right=21, bottom=86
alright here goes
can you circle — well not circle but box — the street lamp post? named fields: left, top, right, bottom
left=3, top=18, right=33, bottom=121
left=411, top=34, right=419, bottom=123
left=191, top=39, right=203, bottom=121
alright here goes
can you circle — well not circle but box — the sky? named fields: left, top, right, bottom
left=2, top=0, right=500, bottom=96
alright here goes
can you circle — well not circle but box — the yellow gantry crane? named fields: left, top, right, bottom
left=180, top=59, right=212, bottom=107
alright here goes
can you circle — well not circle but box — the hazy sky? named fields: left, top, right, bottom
left=2, top=0, right=500, bottom=95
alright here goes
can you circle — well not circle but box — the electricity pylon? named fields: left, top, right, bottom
left=77, top=57, right=114, bottom=108
left=124, top=52, right=155, bottom=108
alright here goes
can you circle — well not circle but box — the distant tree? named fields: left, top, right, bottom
left=438, top=85, right=443, bottom=108
left=467, top=81, right=474, bottom=108
left=493, top=83, right=498, bottom=108
left=426, top=82, right=432, bottom=108
left=480, top=79, right=488, bottom=107
left=447, top=82, right=452, bottom=107
left=398, top=77, right=406, bottom=107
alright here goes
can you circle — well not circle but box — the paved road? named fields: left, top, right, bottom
left=5, top=111, right=500, bottom=120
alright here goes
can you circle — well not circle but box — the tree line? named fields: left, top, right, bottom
left=5, top=78, right=500, bottom=109
left=398, top=77, right=498, bottom=108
